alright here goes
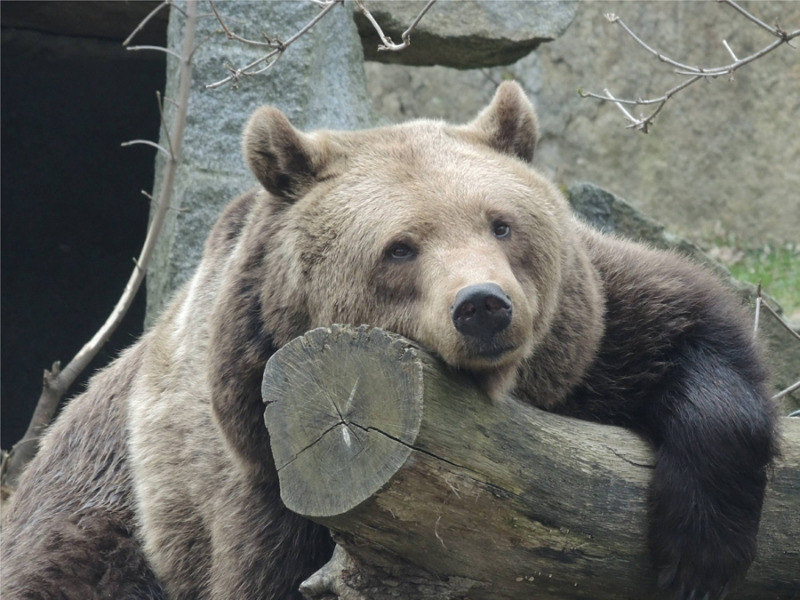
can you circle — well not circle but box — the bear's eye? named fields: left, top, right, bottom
left=386, top=242, right=417, bottom=262
left=492, top=220, right=511, bottom=239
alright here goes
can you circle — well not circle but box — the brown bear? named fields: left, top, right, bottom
left=1, top=81, right=777, bottom=600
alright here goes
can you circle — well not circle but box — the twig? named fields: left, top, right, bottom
left=209, top=0, right=280, bottom=49
left=356, top=0, right=437, bottom=52
left=722, top=40, right=738, bottom=63
left=155, top=91, right=175, bottom=161
left=121, top=139, right=171, bottom=156
left=139, top=190, right=187, bottom=213
left=125, top=45, right=184, bottom=60
left=672, top=35, right=796, bottom=77
left=753, top=281, right=762, bottom=337
left=206, top=0, right=436, bottom=89
left=761, top=297, right=800, bottom=343
left=603, top=12, right=701, bottom=73
left=1, top=0, right=199, bottom=490
left=753, top=283, right=800, bottom=403
left=600, top=88, right=639, bottom=125
left=123, top=0, right=169, bottom=47
left=206, top=0, right=343, bottom=89
left=582, top=75, right=700, bottom=132
left=582, top=1, right=800, bottom=132
left=717, top=0, right=783, bottom=38
left=400, top=0, right=437, bottom=44
left=774, top=380, right=800, bottom=402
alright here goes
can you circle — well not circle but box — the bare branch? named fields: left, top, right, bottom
left=169, top=1, right=188, bottom=18
left=599, top=88, right=639, bottom=125
left=356, top=0, right=437, bottom=52
left=1, top=0, right=199, bottom=490
left=774, top=380, right=800, bottom=401
left=141, top=189, right=187, bottom=213
left=206, top=0, right=343, bottom=90
left=58, top=1, right=198, bottom=393
left=581, top=74, right=701, bottom=132
left=604, top=12, right=702, bottom=73
left=401, top=0, right=437, bottom=44
left=126, top=44, right=184, bottom=60
left=123, top=0, right=169, bottom=47
left=120, top=139, right=171, bottom=156
left=723, top=39, right=739, bottom=63
left=754, top=281, right=763, bottom=337
left=753, top=283, right=800, bottom=403
left=717, top=0, right=783, bottom=38
left=156, top=91, right=175, bottom=160
left=583, top=2, right=800, bottom=132
left=761, top=297, right=800, bottom=343
left=162, top=95, right=180, bottom=109
left=206, top=49, right=283, bottom=90
left=206, top=0, right=436, bottom=89
left=209, top=0, right=281, bottom=49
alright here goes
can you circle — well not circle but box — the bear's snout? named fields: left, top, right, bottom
left=450, top=283, right=513, bottom=343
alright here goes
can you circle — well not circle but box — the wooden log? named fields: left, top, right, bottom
left=262, top=325, right=800, bottom=600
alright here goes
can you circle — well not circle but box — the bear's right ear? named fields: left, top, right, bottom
left=242, top=107, right=324, bottom=202
left=463, top=81, right=539, bottom=163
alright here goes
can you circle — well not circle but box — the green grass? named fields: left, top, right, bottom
left=723, top=244, right=800, bottom=320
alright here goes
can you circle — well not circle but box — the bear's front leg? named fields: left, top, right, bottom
left=209, top=477, right=334, bottom=600
left=645, top=344, right=777, bottom=600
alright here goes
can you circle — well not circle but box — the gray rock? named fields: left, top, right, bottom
left=0, top=0, right=167, bottom=45
left=569, top=182, right=719, bottom=273
left=569, top=183, right=799, bottom=411
left=354, top=0, right=577, bottom=68
left=364, top=1, right=800, bottom=248
left=145, top=0, right=373, bottom=326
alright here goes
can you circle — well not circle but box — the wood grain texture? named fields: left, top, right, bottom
left=262, top=325, right=799, bottom=600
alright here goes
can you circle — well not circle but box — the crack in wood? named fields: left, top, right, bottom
left=275, top=421, right=357, bottom=472
left=604, top=445, right=654, bottom=469
left=344, top=421, right=520, bottom=503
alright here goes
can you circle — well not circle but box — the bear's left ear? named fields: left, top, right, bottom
left=462, top=81, right=539, bottom=163
left=242, top=107, right=328, bottom=202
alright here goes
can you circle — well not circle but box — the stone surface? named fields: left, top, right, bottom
left=0, top=1, right=167, bottom=45
left=569, top=183, right=799, bottom=411
left=145, top=0, right=373, bottom=326
left=568, top=182, right=722, bottom=274
left=353, top=0, right=576, bottom=68
left=364, top=1, right=800, bottom=248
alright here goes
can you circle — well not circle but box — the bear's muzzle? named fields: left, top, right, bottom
left=450, top=283, right=513, bottom=356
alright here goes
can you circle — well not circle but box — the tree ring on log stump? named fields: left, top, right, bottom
left=263, top=325, right=424, bottom=517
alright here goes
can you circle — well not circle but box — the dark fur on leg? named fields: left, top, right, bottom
left=209, top=478, right=335, bottom=600
left=645, top=343, right=778, bottom=600
left=1, top=345, right=165, bottom=600
left=552, top=232, right=780, bottom=598
left=2, top=509, right=165, bottom=600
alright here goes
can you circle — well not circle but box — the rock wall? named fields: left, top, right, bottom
left=365, top=1, right=800, bottom=248
left=145, top=1, right=373, bottom=326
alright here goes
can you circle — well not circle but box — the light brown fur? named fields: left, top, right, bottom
left=2, top=82, right=775, bottom=600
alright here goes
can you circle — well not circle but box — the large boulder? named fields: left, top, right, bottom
left=353, top=0, right=576, bottom=68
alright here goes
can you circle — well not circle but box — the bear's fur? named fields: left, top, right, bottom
left=2, top=82, right=778, bottom=600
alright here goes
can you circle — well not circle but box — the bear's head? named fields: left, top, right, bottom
left=243, top=82, right=585, bottom=395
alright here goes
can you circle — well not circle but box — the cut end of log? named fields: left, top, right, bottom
left=263, top=325, right=425, bottom=517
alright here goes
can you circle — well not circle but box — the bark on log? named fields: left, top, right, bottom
left=262, top=325, right=800, bottom=600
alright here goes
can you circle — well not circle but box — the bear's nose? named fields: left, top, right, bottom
left=450, top=283, right=512, bottom=339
